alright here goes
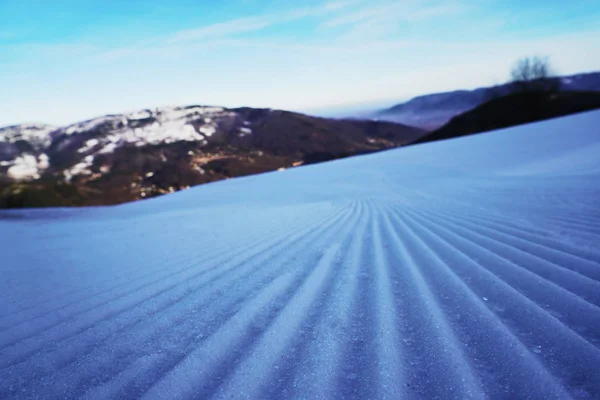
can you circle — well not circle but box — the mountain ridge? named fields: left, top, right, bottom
left=375, top=71, right=600, bottom=129
left=415, top=90, right=600, bottom=145
left=0, top=105, right=424, bottom=207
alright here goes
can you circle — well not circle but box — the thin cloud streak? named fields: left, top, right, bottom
left=321, top=0, right=464, bottom=28
left=167, top=0, right=357, bottom=43
left=167, top=16, right=272, bottom=43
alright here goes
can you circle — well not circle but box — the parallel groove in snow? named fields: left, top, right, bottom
left=386, top=206, right=578, bottom=399
left=208, top=205, right=363, bottom=400
left=1, top=111, right=600, bottom=399
left=140, top=202, right=363, bottom=400
left=422, top=201, right=600, bottom=266
left=0, top=209, right=331, bottom=321
left=289, top=201, right=373, bottom=400
left=420, top=205, right=600, bottom=280
left=376, top=203, right=488, bottom=400
left=0, top=204, right=354, bottom=395
left=0, top=204, right=344, bottom=348
left=407, top=207, right=600, bottom=307
left=78, top=205, right=358, bottom=400
left=369, top=205, right=409, bottom=400
left=396, top=206, right=600, bottom=394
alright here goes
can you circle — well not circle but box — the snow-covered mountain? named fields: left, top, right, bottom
left=46, top=106, right=243, bottom=183
left=0, top=123, right=55, bottom=149
left=1, top=110, right=599, bottom=398
left=376, top=71, right=600, bottom=129
left=0, top=124, right=55, bottom=180
left=0, top=105, right=424, bottom=206
left=0, top=106, right=245, bottom=180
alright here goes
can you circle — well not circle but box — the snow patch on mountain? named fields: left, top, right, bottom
left=78, top=139, right=100, bottom=153
left=0, top=124, right=55, bottom=150
left=64, top=155, right=94, bottom=181
left=36, top=105, right=238, bottom=180
left=60, top=106, right=235, bottom=151
left=199, top=125, right=216, bottom=137
left=238, top=127, right=253, bottom=138
left=6, top=154, right=49, bottom=180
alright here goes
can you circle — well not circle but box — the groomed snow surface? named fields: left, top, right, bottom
left=1, top=111, right=600, bottom=399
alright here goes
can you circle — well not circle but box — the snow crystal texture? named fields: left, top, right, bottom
left=1, top=111, right=600, bottom=399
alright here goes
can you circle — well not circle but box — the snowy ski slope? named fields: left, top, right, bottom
left=1, top=110, right=600, bottom=399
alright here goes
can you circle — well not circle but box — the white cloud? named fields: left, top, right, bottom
left=167, top=0, right=357, bottom=44
left=168, top=16, right=272, bottom=43
left=321, top=1, right=465, bottom=28
left=94, top=0, right=470, bottom=61
left=323, top=0, right=358, bottom=11
left=319, top=0, right=468, bottom=43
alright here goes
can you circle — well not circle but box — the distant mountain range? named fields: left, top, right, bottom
left=0, top=106, right=424, bottom=207
left=375, top=71, right=600, bottom=130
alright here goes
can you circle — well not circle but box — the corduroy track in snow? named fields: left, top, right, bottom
left=1, top=111, right=600, bottom=399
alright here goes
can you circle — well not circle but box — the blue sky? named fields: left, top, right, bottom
left=1, top=0, right=599, bottom=126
